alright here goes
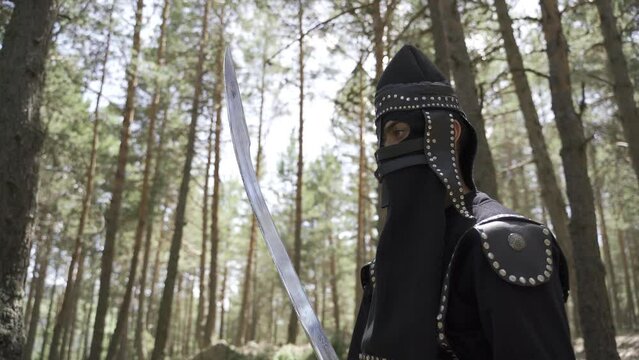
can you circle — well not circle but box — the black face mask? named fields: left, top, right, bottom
left=361, top=164, right=448, bottom=358
left=355, top=44, right=479, bottom=359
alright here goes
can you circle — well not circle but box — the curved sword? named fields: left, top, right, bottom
left=224, top=48, right=339, bottom=360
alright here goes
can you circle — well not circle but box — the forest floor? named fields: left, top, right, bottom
left=574, top=334, right=639, bottom=359
left=191, top=335, right=639, bottom=360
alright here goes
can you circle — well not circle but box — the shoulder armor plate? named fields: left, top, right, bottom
left=474, top=214, right=555, bottom=287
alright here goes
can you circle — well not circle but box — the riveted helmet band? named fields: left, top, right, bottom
left=373, top=81, right=477, bottom=218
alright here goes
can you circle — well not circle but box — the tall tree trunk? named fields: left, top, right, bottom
left=287, top=0, right=305, bottom=344
left=134, top=111, right=169, bottom=359
left=0, top=1, right=55, bottom=358
left=24, top=244, right=40, bottom=333
left=142, top=107, right=171, bottom=335
left=105, top=0, right=169, bottom=357
left=40, top=263, right=61, bottom=360
left=218, top=266, right=228, bottom=340
left=236, top=41, right=268, bottom=346
left=441, top=0, right=499, bottom=198
left=185, top=279, right=195, bottom=356
left=146, top=204, right=169, bottom=329
left=594, top=0, right=639, bottom=185
left=198, top=107, right=212, bottom=348
left=49, top=3, right=115, bottom=358
left=203, top=2, right=225, bottom=345
left=539, top=0, right=619, bottom=358
left=80, top=283, right=96, bottom=360
left=248, top=256, right=260, bottom=342
left=427, top=0, right=451, bottom=79
left=87, top=0, right=145, bottom=357
left=354, top=63, right=367, bottom=308
left=613, top=156, right=637, bottom=328
left=328, top=233, right=341, bottom=333
left=24, top=229, right=53, bottom=360
left=493, top=0, right=580, bottom=334
left=150, top=0, right=210, bottom=357
left=370, top=0, right=397, bottom=240
left=590, top=144, right=622, bottom=327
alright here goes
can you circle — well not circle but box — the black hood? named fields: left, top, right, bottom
left=357, top=44, right=479, bottom=359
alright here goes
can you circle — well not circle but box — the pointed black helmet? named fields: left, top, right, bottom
left=373, top=44, right=478, bottom=217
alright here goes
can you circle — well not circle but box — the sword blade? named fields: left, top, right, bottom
left=224, top=48, right=338, bottom=360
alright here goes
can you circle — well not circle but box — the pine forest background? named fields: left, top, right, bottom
left=1, top=0, right=639, bottom=359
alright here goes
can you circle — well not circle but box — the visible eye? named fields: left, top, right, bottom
left=393, top=128, right=407, bottom=137
left=383, top=121, right=410, bottom=146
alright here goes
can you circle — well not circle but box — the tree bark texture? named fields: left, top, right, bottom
left=442, top=0, right=499, bottom=199
left=204, top=1, right=225, bottom=345
left=150, top=0, right=210, bottom=357
left=594, top=0, right=639, bottom=185
left=287, top=0, right=305, bottom=344
left=24, top=229, right=53, bottom=360
left=105, top=0, right=169, bottom=357
left=87, top=0, right=145, bottom=358
left=0, top=1, right=55, bottom=358
left=48, top=3, right=115, bottom=358
left=493, top=0, right=580, bottom=333
left=427, top=0, right=451, bottom=79
left=590, top=144, right=622, bottom=327
left=539, top=0, right=620, bottom=358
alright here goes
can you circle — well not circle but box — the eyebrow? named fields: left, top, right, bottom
left=384, top=120, right=398, bottom=129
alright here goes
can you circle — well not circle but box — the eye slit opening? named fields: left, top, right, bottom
left=383, top=120, right=410, bottom=146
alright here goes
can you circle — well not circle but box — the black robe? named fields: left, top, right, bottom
left=347, top=191, right=575, bottom=360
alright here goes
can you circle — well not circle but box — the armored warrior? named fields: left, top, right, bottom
left=347, top=45, right=576, bottom=360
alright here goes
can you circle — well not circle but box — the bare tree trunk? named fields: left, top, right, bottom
left=328, top=233, right=341, bottom=333
left=594, top=0, right=639, bottom=185
left=134, top=112, right=169, bottom=360
left=493, top=0, right=580, bottom=334
left=185, top=279, right=195, bottom=356
left=612, top=157, right=637, bottom=328
left=218, top=266, right=228, bottom=340
left=105, top=0, right=169, bottom=357
left=87, top=0, right=145, bottom=357
left=146, top=204, right=170, bottom=330
left=0, top=1, right=55, bottom=358
left=287, top=0, right=305, bottom=344
left=354, top=63, right=367, bottom=308
left=40, top=263, right=61, bottom=360
left=80, top=283, right=96, bottom=360
left=198, top=110, right=212, bottom=348
left=24, top=246, right=40, bottom=333
left=150, top=0, right=210, bottom=356
left=203, top=3, right=226, bottom=345
left=370, top=0, right=397, bottom=241
left=49, top=3, right=115, bottom=356
left=24, top=229, right=53, bottom=360
left=236, top=41, right=267, bottom=346
left=427, top=0, right=451, bottom=79
left=590, top=144, right=622, bottom=327
left=248, top=257, right=259, bottom=342
left=441, top=0, right=499, bottom=198
left=539, top=0, right=619, bottom=358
